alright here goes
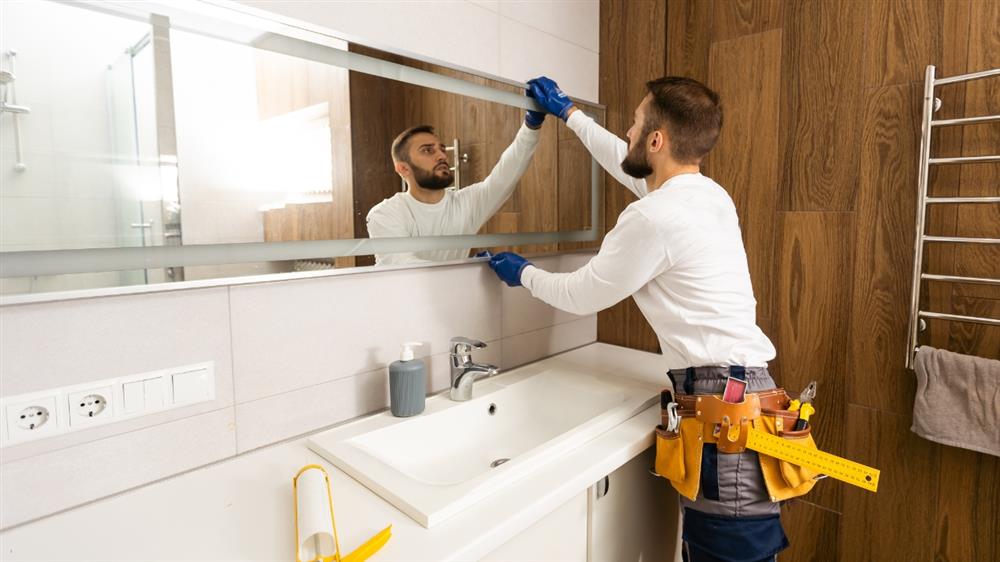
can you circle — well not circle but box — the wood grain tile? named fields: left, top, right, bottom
left=711, top=0, right=783, bottom=42
left=841, top=405, right=940, bottom=562
left=848, top=84, right=921, bottom=413
left=666, top=0, right=713, bottom=83
left=708, top=29, right=783, bottom=339
left=933, top=445, right=1000, bottom=561
left=780, top=500, right=839, bottom=562
left=774, top=212, right=853, bottom=511
left=779, top=0, right=867, bottom=211
left=597, top=0, right=666, bottom=353
left=864, top=0, right=972, bottom=88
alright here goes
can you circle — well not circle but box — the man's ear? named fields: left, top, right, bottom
left=647, top=130, right=666, bottom=154
left=394, top=161, right=409, bottom=176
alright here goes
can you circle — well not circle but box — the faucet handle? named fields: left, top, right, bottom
left=450, top=336, right=486, bottom=354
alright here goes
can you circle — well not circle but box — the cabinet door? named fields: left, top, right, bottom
left=480, top=492, right=588, bottom=562
left=587, top=447, right=682, bottom=562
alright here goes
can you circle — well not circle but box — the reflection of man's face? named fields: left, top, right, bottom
left=406, top=133, right=454, bottom=190
left=621, top=96, right=655, bottom=179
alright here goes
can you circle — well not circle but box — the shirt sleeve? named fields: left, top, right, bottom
left=521, top=206, right=669, bottom=315
left=458, top=124, right=541, bottom=229
left=566, top=110, right=648, bottom=199
left=366, top=205, right=429, bottom=266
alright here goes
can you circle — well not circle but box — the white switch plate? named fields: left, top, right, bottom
left=1, top=361, right=215, bottom=448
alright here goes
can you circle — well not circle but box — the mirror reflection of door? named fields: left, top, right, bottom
left=108, top=32, right=166, bottom=286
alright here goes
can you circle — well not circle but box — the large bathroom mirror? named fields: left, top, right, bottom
left=0, top=0, right=603, bottom=297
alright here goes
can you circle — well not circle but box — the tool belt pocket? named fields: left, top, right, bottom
left=756, top=411, right=821, bottom=501
left=654, top=418, right=703, bottom=500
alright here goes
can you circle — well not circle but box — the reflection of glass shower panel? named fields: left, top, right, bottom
left=107, top=36, right=163, bottom=285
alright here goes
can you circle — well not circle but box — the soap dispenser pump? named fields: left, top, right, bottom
left=388, top=342, right=426, bottom=417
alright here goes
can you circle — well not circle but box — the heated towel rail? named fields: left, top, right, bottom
left=905, top=65, right=1000, bottom=369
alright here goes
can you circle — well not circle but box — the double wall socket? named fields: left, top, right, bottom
left=1, top=361, right=215, bottom=447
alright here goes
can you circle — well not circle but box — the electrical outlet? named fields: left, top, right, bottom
left=4, top=394, right=60, bottom=444
left=67, top=386, right=114, bottom=428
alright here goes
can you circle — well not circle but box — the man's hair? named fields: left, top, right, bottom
left=643, top=77, right=722, bottom=164
left=391, top=124, right=436, bottom=165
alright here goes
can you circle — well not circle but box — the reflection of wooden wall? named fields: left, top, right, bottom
left=256, top=49, right=355, bottom=268
left=348, top=44, right=603, bottom=264
left=602, top=1, right=999, bottom=561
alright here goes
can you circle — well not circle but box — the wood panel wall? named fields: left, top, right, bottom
left=599, top=1, right=999, bottom=560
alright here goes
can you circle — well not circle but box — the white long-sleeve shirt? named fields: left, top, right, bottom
left=521, top=111, right=776, bottom=369
left=366, top=124, right=540, bottom=265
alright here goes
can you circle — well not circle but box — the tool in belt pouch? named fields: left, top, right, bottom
left=654, top=388, right=821, bottom=502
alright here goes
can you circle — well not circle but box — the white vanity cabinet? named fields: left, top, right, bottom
left=480, top=492, right=589, bottom=561
left=588, top=447, right=682, bottom=562
left=480, top=447, right=681, bottom=562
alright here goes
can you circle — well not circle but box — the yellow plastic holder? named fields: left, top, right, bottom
left=293, top=464, right=392, bottom=562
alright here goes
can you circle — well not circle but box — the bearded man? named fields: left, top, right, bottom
left=489, top=76, right=787, bottom=562
left=366, top=106, right=544, bottom=265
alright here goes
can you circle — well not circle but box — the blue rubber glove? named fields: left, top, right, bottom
left=525, top=107, right=546, bottom=129
left=489, top=252, right=532, bottom=287
left=527, top=77, right=574, bottom=121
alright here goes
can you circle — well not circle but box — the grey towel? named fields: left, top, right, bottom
left=912, top=346, right=1000, bottom=457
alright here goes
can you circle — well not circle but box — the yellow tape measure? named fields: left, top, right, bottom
left=746, top=428, right=880, bottom=493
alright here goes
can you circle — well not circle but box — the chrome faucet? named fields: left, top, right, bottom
left=450, top=336, right=499, bottom=401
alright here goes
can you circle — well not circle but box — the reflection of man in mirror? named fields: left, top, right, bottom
left=366, top=107, right=544, bottom=265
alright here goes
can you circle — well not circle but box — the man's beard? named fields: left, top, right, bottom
left=412, top=163, right=454, bottom=190
left=620, top=141, right=653, bottom=179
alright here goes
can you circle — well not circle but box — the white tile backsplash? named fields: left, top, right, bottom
left=0, top=252, right=598, bottom=528
left=502, top=253, right=593, bottom=337
left=229, top=263, right=503, bottom=404
left=0, top=407, right=236, bottom=529
left=234, top=338, right=503, bottom=452
left=501, top=315, right=597, bottom=370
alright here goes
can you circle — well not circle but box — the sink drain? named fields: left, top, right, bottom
left=490, top=458, right=510, bottom=468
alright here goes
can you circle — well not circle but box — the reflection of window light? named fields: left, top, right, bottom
left=252, top=102, right=333, bottom=203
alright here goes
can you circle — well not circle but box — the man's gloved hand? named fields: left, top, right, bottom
left=489, top=252, right=533, bottom=287
left=525, top=107, right=546, bottom=129
left=527, top=76, right=574, bottom=121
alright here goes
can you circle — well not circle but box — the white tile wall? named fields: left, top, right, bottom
left=501, top=315, right=598, bottom=369
left=236, top=0, right=599, bottom=100
left=498, top=0, right=600, bottom=52
left=228, top=262, right=502, bottom=404
left=499, top=16, right=599, bottom=102
left=0, top=252, right=597, bottom=528
left=0, top=408, right=236, bottom=529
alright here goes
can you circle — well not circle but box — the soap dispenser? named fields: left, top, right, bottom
left=388, top=342, right=426, bottom=417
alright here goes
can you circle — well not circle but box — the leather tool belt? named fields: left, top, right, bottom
left=654, top=388, right=821, bottom=502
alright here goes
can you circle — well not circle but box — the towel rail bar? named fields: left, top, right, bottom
left=931, top=114, right=1000, bottom=127
left=923, top=236, right=1000, bottom=244
left=925, top=196, right=1000, bottom=204
left=918, top=311, right=1000, bottom=327
left=922, top=274, right=1000, bottom=286
left=906, top=64, right=1000, bottom=369
left=934, top=67, right=1000, bottom=85
left=929, top=155, right=1000, bottom=164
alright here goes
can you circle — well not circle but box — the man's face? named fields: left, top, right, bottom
left=405, top=132, right=453, bottom=190
left=621, top=96, right=655, bottom=179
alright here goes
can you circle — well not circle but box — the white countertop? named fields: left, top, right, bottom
left=0, top=343, right=670, bottom=562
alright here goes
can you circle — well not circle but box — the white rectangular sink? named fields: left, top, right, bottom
left=307, top=357, right=660, bottom=527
